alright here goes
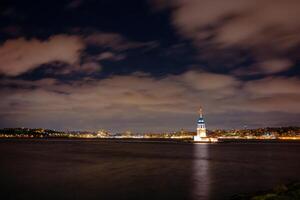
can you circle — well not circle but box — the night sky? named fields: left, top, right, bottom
left=0, top=0, right=299, bottom=132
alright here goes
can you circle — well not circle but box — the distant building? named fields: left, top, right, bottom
left=97, top=130, right=110, bottom=138
left=194, top=107, right=218, bottom=142
left=197, top=107, right=206, bottom=138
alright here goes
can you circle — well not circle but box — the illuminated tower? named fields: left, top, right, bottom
left=197, top=107, right=206, bottom=138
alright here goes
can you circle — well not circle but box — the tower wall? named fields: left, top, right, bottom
left=197, top=126, right=206, bottom=137
left=196, top=107, right=206, bottom=138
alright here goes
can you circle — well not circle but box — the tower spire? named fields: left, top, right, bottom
left=199, top=107, right=203, bottom=118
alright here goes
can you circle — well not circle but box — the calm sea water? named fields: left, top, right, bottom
left=0, top=139, right=300, bottom=200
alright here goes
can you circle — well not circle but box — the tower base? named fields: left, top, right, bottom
left=194, top=136, right=218, bottom=143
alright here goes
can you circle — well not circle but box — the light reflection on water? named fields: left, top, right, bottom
left=192, top=143, right=300, bottom=200
left=192, top=144, right=210, bottom=200
left=1, top=139, right=300, bottom=200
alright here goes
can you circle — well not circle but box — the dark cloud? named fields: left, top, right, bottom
left=84, top=32, right=159, bottom=51
left=244, top=76, right=300, bottom=96
left=1, top=71, right=299, bottom=131
left=234, top=59, right=293, bottom=75
left=97, top=52, right=126, bottom=61
left=0, top=32, right=157, bottom=77
left=153, top=0, right=300, bottom=74
left=0, top=0, right=299, bottom=131
left=0, top=35, right=84, bottom=76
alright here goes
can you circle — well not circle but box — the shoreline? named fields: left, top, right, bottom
left=1, top=137, right=300, bottom=144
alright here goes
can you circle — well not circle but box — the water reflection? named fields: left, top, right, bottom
left=192, top=144, right=210, bottom=200
left=0, top=140, right=194, bottom=200
left=1, top=140, right=300, bottom=200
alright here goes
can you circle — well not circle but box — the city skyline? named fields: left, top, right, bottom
left=0, top=0, right=300, bottom=132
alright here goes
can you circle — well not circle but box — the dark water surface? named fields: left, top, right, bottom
left=1, top=139, right=300, bottom=200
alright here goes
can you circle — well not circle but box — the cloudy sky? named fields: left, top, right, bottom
left=0, top=0, right=299, bottom=132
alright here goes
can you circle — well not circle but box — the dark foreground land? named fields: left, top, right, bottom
left=233, top=182, right=300, bottom=200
